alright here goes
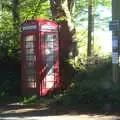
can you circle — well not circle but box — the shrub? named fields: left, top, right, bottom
left=0, top=57, right=20, bottom=97
left=54, top=57, right=120, bottom=110
left=21, top=95, right=37, bottom=104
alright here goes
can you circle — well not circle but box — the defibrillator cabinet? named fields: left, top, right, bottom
left=21, top=19, right=60, bottom=96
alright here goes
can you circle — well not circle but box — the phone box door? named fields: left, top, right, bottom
left=21, top=33, right=37, bottom=95
left=39, top=31, right=60, bottom=96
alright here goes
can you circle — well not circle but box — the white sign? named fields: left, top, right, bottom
left=41, top=25, right=56, bottom=30
left=112, top=52, right=118, bottom=64
left=112, top=40, right=118, bottom=48
left=23, top=25, right=37, bottom=31
left=112, top=36, right=118, bottom=48
left=109, top=20, right=120, bottom=31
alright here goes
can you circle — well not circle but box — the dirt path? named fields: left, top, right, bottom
left=0, top=103, right=120, bottom=120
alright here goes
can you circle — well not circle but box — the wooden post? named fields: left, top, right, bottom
left=87, top=0, right=93, bottom=57
left=112, top=0, right=120, bottom=83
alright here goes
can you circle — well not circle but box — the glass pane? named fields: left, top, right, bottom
left=27, top=69, right=35, bottom=76
left=45, top=48, right=54, bottom=55
left=26, top=48, right=34, bottom=54
left=26, top=55, right=34, bottom=61
left=24, top=35, right=36, bottom=88
left=27, top=82, right=36, bottom=88
left=27, top=75, right=35, bottom=81
left=47, top=42, right=53, bottom=48
left=46, top=55, right=54, bottom=62
left=46, top=75, right=54, bottom=81
left=27, top=63, right=34, bottom=68
left=26, top=42, right=34, bottom=49
left=47, top=66, right=54, bottom=75
left=25, top=35, right=34, bottom=42
left=27, top=68, right=35, bottom=73
left=46, top=82, right=54, bottom=88
left=45, top=34, right=56, bottom=41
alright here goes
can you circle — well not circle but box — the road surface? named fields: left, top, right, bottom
left=0, top=103, right=120, bottom=120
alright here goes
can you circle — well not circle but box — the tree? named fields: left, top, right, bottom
left=20, top=0, right=51, bottom=21
left=87, top=0, right=93, bottom=57
left=49, top=0, right=78, bottom=88
left=50, top=0, right=77, bottom=60
left=12, top=0, right=20, bottom=31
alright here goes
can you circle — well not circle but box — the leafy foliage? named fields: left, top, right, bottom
left=21, top=95, right=37, bottom=104
left=74, top=0, right=111, bottom=29
left=0, top=58, right=20, bottom=97
left=53, top=57, right=120, bottom=110
left=20, top=0, right=51, bottom=21
left=0, top=0, right=111, bottom=99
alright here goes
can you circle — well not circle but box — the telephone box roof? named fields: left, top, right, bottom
left=21, top=18, right=58, bottom=31
left=22, top=18, right=58, bottom=26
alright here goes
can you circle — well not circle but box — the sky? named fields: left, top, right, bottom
left=95, top=31, right=112, bottom=54
left=94, top=6, right=112, bottom=54
left=77, top=5, right=112, bottom=55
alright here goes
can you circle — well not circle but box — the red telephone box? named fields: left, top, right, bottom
left=21, top=19, right=60, bottom=96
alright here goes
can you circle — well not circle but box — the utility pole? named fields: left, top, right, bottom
left=111, top=0, right=120, bottom=83
left=87, top=0, right=94, bottom=58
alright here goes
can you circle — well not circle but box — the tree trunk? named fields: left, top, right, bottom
left=12, top=0, right=20, bottom=50
left=87, top=0, right=94, bottom=60
left=50, top=0, right=77, bottom=89
left=12, top=0, right=20, bottom=31
left=50, top=0, right=77, bottom=59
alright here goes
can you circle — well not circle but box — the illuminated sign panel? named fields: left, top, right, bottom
left=23, top=25, right=37, bottom=31
left=41, top=25, right=57, bottom=30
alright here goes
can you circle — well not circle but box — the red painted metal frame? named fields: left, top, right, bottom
left=21, top=19, right=61, bottom=96
left=21, top=33, right=38, bottom=95
left=39, top=32, right=60, bottom=96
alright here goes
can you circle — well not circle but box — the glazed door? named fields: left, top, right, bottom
left=40, top=32, right=59, bottom=96
left=22, top=34, right=36, bottom=92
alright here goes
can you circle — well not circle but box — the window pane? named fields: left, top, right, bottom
left=46, top=82, right=54, bottom=88
left=46, top=55, right=54, bottom=62
left=26, top=42, right=34, bottom=49
left=45, top=48, right=54, bottom=55
left=47, top=66, right=54, bottom=75
left=47, top=42, right=53, bottom=48
left=27, top=75, right=35, bottom=81
left=24, top=35, right=36, bottom=88
left=45, top=34, right=56, bottom=41
left=26, top=48, right=34, bottom=54
left=27, top=69, right=35, bottom=76
left=27, top=62, right=34, bottom=68
left=26, top=55, right=34, bottom=61
left=25, top=35, right=34, bottom=42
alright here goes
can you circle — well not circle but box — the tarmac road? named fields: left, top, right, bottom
left=0, top=103, right=120, bottom=120
left=0, top=114, right=119, bottom=120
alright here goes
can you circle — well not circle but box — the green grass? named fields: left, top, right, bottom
left=20, top=95, right=37, bottom=104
